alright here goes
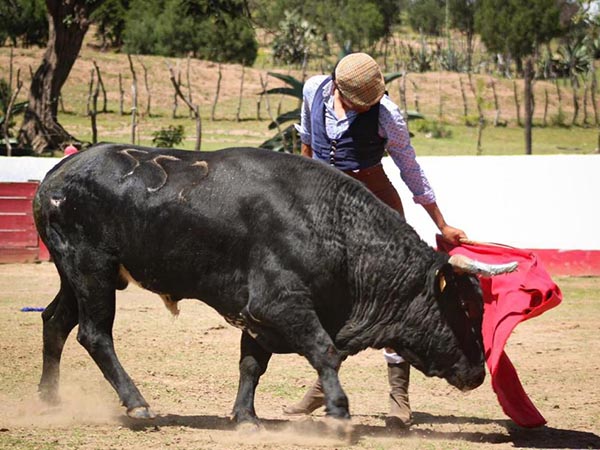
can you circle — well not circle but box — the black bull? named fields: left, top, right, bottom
left=34, top=144, right=505, bottom=424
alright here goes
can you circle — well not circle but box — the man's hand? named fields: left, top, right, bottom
left=440, top=224, right=468, bottom=244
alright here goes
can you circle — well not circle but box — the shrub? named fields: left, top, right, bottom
left=414, top=119, right=453, bottom=139
left=464, top=114, right=486, bottom=127
left=152, top=125, right=185, bottom=148
left=549, top=109, right=569, bottom=128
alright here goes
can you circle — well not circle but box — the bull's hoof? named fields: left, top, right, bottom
left=38, top=389, right=60, bottom=406
left=127, top=406, right=156, bottom=420
left=323, top=416, right=354, bottom=441
left=230, top=409, right=261, bottom=429
left=235, top=420, right=262, bottom=434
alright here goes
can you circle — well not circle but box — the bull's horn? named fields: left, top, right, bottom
left=448, top=254, right=518, bottom=277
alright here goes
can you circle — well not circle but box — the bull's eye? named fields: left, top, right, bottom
left=460, top=299, right=474, bottom=319
left=459, top=297, right=470, bottom=310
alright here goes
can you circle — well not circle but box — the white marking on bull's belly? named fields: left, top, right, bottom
left=118, top=264, right=179, bottom=316
left=50, top=197, right=64, bottom=207
left=224, top=314, right=258, bottom=339
left=224, top=314, right=247, bottom=330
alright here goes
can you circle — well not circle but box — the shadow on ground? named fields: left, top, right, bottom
left=119, top=411, right=600, bottom=448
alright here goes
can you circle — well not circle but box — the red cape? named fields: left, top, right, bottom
left=437, top=237, right=562, bottom=428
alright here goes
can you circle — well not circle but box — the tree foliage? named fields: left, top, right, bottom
left=449, top=0, right=478, bottom=35
left=407, top=0, right=446, bottom=36
left=252, top=0, right=401, bottom=57
left=122, top=0, right=257, bottom=64
left=475, top=0, right=565, bottom=60
left=0, top=0, right=48, bottom=47
left=91, top=0, right=129, bottom=48
left=475, top=0, right=566, bottom=155
left=321, top=0, right=385, bottom=52
left=448, top=0, right=478, bottom=70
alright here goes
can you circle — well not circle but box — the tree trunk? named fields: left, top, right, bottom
left=459, top=76, right=468, bottom=119
left=167, top=65, right=202, bottom=151
left=524, top=57, right=533, bottom=155
left=127, top=54, right=138, bottom=145
left=211, top=64, right=222, bottom=121
left=489, top=77, right=500, bottom=126
left=591, top=64, right=598, bottom=126
left=543, top=88, right=549, bottom=127
left=513, top=80, right=522, bottom=127
left=3, top=69, right=22, bottom=157
left=236, top=65, right=245, bottom=122
left=466, top=32, right=474, bottom=73
left=409, top=80, right=420, bottom=113
left=93, top=60, right=107, bottom=113
left=19, top=0, right=99, bottom=153
left=571, top=74, right=580, bottom=126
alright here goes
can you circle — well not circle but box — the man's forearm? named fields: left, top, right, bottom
left=422, top=202, right=447, bottom=231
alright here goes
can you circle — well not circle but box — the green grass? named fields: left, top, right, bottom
left=59, top=106, right=600, bottom=156
left=56, top=94, right=299, bottom=152
left=410, top=123, right=599, bottom=156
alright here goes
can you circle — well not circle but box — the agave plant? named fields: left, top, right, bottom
left=260, top=71, right=421, bottom=153
left=557, top=40, right=592, bottom=79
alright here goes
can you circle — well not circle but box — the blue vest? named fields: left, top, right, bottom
left=310, top=76, right=385, bottom=171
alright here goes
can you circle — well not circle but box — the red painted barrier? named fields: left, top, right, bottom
left=528, top=249, right=600, bottom=277
left=0, top=182, right=49, bottom=263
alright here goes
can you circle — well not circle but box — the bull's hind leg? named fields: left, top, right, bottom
left=67, top=256, right=154, bottom=419
left=231, top=332, right=272, bottom=425
left=39, top=275, right=78, bottom=404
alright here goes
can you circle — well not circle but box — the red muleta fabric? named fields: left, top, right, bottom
left=436, top=236, right=562, bottom=428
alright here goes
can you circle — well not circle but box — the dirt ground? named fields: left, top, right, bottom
left=0, top=263, right=599, bottom=450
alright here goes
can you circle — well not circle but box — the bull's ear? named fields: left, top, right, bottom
left=438, top=271, right=447, bottom=293
left=434, top=264, right=453, bottom=295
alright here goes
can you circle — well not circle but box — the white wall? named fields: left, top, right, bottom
left=383, top=155, right=600, bottom=251
left=0, top=156, right=61, bottom=183
left=2, top=154, right=599, bottom=251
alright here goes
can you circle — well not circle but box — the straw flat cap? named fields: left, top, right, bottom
left=334, top=53, right=385, bottom=108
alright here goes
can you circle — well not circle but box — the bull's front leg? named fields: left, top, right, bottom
left=245, top=286, right=350, bottom=420
left=303, top=330, right=349, bottom=420
left=231, top=332, right=271, bottom=426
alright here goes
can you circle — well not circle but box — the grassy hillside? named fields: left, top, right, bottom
left=1, top=44, right=599, bottom=155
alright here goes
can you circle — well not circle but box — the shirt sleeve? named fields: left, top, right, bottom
left=295, top=75, right=328, bottom=146
left=379, top=95, right=436, bottom=205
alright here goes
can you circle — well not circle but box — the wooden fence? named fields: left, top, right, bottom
left=0, top=182, right=49, bottom=263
